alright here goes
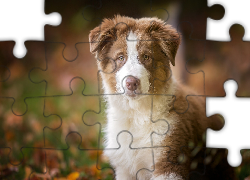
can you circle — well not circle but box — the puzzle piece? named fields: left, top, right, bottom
left=42, top=78, right=101, bottom=150
left=36, top=133, right=114, bottom=179
left=189, top=147, right=235, bottom=179
left=207, top=0, right=250, bottom=41
left=102, top=95, right=170, bottom=150
left=170, top=0, right=224, bottom=96
left=0, top=97, right=61, bottom=165
left=187, top=24, right=250, bottom=96
left=45, top=0, right=102, bottom=60
left=0, top=148, right=46, bottom=179
left=0, top=41, right=48, bottom=115
left=0, top=0, right=61, bottom=58
left=22, top=148, right=47, bottom=180
left=30, top=42, right=99, bottom=96
left=146, top=1, right=225, bottom=114
left=103, top=131, right=165, bottom=180
left=206, top=79, right=250, bottom=167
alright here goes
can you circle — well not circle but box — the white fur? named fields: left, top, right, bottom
left=152, top=173, right=183, bottom=180
left=115, top=31, right=150, bottom=96
left=104, top=95, right=173, bottom=179
left=102, top=31, right=182, bottom=179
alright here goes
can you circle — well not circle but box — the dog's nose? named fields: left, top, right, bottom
left=126, top=76, right=140, bottom=91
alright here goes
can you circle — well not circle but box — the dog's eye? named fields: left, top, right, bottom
left=144, top=54, right=149, bottom=60
left=118, top=55, right=124, bottom=61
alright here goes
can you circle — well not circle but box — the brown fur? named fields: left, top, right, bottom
left=154, top=84, right=235, bottom=179
left=89, top=15, right=235, bottom=179
left=89, top=15, right=180, bottom=95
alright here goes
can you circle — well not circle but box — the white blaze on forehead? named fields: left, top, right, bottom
left=115, top=31, right=150, bottom=94
left=127, top=31, right=138, bottom=57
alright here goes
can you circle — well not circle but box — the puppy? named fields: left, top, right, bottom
left=89, top=15, right=235, bottom=180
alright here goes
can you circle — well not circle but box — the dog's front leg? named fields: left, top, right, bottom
left=151, top=173, right=184, bottom=180
left=151, top=144, right=190, bottom=180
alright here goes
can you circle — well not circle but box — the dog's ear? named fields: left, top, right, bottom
left=89, top=23, right=116, bottom=54
left=147, top=21, right=180, bottom=66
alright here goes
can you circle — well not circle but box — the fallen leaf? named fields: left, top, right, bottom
left=67, top=172, right=80, bottom=180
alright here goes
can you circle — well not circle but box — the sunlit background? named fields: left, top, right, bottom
left=1, top=0, right=250, bottom=179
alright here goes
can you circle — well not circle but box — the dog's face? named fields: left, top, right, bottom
left=89, top=15, right=180, bottom=99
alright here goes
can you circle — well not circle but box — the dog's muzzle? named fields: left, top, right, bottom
left=126, top=76, right=140, bottom=91
left=124, top=76, right=140, bottom=97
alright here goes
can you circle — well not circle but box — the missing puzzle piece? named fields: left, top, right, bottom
left=207, top=79, right=250, bottom=167
left=0, top=0, right=61, bottom=58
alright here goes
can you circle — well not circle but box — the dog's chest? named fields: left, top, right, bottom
left=104, top=105, right=170, bottom=178
left=105, top=106, right=169, bottom=146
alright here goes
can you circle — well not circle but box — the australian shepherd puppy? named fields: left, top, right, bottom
left=89, top=15, right=235, bottom=180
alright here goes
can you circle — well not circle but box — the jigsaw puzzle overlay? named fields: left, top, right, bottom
left=207, top=0, right=250, bottom=41
left=0, top=0, right=61, bottom=59
left=207, top=80, right=250, bottom=167
left=0, top=0, right=250, bottom=179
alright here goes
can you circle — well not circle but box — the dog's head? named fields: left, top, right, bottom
left=89, top=15, right=180, bottom=99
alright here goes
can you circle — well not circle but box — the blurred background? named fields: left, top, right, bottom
left=1, top=0, right=250, bottom=179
